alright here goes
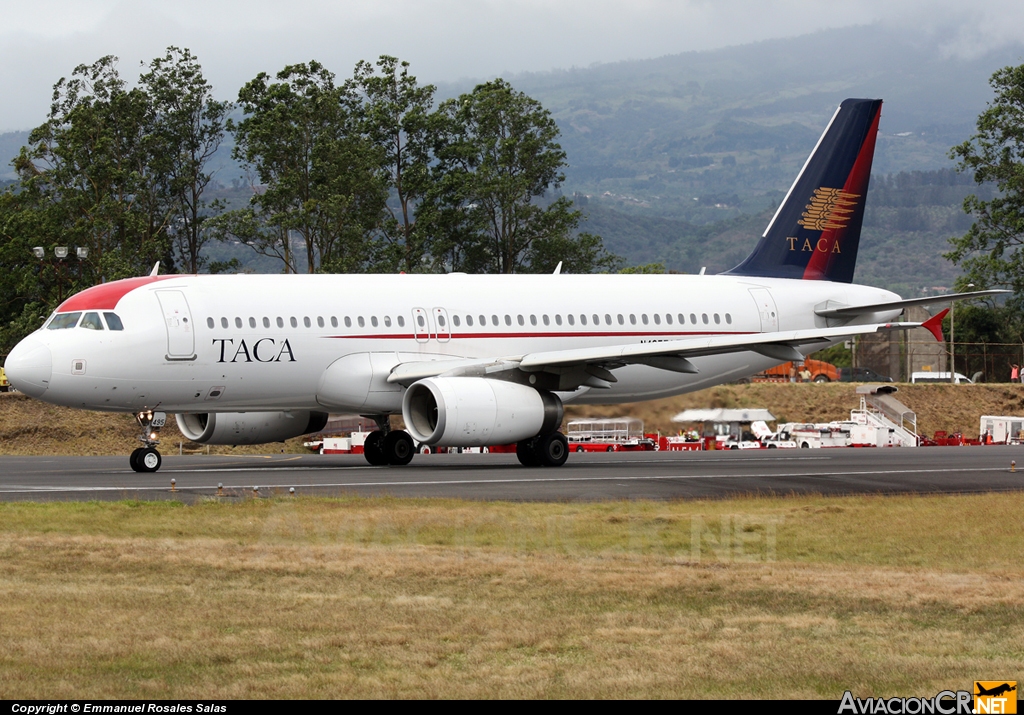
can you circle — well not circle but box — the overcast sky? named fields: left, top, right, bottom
left=1, top=0, right=1023, bottom=132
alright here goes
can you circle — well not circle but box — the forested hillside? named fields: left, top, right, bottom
left=2, top=23, right=1019, bottom=299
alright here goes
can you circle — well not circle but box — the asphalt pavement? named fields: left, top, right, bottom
left=1, top=446, right=1023, bottom=502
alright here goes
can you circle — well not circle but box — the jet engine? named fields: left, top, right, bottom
left=175, top=411, right=329, bottom=445
left=402, top=377, right=562, bottom=447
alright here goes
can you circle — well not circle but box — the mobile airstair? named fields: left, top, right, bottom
left=850, top=384, right=918, bottom=447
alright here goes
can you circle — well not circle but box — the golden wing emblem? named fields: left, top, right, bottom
left=798, top=188, right=860, bottom=231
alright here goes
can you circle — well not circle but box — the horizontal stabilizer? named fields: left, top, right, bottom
left=815, top=289, right=1010, bottom=319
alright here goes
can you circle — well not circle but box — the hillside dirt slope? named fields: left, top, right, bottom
left=4, top=383, right=1024, bottom=456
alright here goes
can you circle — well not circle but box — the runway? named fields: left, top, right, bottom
left=1, top=446, right=1023, bottom=501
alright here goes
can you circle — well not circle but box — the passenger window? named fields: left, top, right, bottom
left=517, top=315, right=524, bottom=326
left=358, top=317, right=365, bottom=328
left=437, top=315, right=444, bottom=327
left=678, top=313, right=685, bottom=324
left=221, top=317, right=229, bottom=329
left=384, top=316, right=392, bottom=327
left=264, top=317, right=271, bottom=328
left=277, top=317, right=285, bottom=328
left=504, top=315, right=511, bottom=326
left=530, top=315, right=537, bottom=326
left=317, top=316, right=325, bottom=328
left=103, top=313, right=124, bottom=331
left=725, top=313, right=732, bottom=324
left=235, top=317, right=243, bottom=329
left=80, top=312, right=104, bottom=330
left=331, top=317, right=338, bottom=328
left=702, top=313, right=709, bottom=324
left=48, top=313, right=82, bottom=330
left=492, top=315, right=499, bottom=325
left=371, top=316, right=378, bottom=327
left=304, top=317, right=311, bottom=328
left=714, top=313, right=721, bottom=324
left=617, top=314, right=624, bottom=325
left=641, top=314, right=649, bottom=325
left=452, top=315, right=460, bottom=327
left=397, top=316, right=405, bottom=327
left=466, top=315, right=474, bottom=327
left=605, top=314, right=612, bottom=325
left=567, top=314, right=575, bottom=326
left=690, top=313, right=697, bottom=324
left=249, top=317, right=257, bottom=328
left=417, top=315, right=425, bottom=327
left=653, top=314, right=661, bottom=325
left=290, top=317, right=298, bottom=328
left=665, top=314, right=672, bottom=325
left=207, top=317, right=214, bottom=329
left=555, top=315, right=562, bottom=326
left=344, top=317, right=352, bottom=328
left=593, top=314, right=600, bottom=325
left=543, top=315, right=550, bottom=326
left=479, top=315, right=486, bottom=326
left=629, top=314, right=637, bottom=325
left=580, top=314, right=587, bottom=326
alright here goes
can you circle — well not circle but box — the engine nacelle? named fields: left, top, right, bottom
left=175, top=411, right=329, bottom=445
left=402, top=377, right=562, bottom=447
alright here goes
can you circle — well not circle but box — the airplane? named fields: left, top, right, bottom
left=4, top=98, right=1006, bottom=473
left=976, top=683, right=1016, bottom=698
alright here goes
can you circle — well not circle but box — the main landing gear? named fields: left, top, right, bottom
left=516, top=432, right=569, bottom=468
left=362, top=416, right=415, bottom=466
left=130, top=410, right=166, bottom=473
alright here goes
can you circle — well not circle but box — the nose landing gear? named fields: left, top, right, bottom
left=130, top=410, right=166, bottom=473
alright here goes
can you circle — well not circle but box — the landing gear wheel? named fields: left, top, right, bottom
left=134, top=447, right=162, bottom=473
left=536, top=432, right=569, bottom=467
left=516, top=439, right=541, bottom=467
left=383, top=430, right=415, bottom=466
left=129, top=448, right=143, bottom=472
left=364, top=431, right=388, bottom=466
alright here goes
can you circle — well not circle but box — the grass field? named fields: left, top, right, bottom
left=4, top=382, right=1024, bottom=456
left=1, top=493, right=1022, bottom=698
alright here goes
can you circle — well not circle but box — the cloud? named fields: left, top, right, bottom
left=0, top=0, right=1022, bottom=131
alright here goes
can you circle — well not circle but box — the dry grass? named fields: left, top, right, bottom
left=1, top=493, right=1022, bottom=698
left=4, top=383, right=1024, bottom=456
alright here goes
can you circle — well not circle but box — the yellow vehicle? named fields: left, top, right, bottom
left=0, top=366, right=9, bottom=392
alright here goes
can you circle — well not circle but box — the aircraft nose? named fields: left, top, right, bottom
left=5, top=337, right=52, bottom=398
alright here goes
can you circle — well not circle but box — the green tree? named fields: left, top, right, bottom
left=140, top=47, right=230, bottom=274
left=15, top=55, right=172, bottom=285
left=228, top=61, right=387, bottom=274
left=948, top=63, right=1024, bottom=332
left=354, top=55, right=436, bottom=273
left=425, top=79, right=616, bottom=274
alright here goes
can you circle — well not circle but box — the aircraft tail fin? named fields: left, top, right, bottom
left=724, top=98, right=882, bottom=283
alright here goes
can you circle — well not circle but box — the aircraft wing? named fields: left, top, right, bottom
left=387, top=320, right=922, bottom=389
left=516, top=322, right=913, bottom=371
left=815, top=289, right=1009, bottom=319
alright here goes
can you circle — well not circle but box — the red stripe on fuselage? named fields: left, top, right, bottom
left=56, top=275, right=181, bottom=312
left=326, top=330, right=754, bottom=340
left=803, top=104, right=881, bottom=280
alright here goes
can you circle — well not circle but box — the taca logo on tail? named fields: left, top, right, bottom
left=725, top=98, right=883, bottom=283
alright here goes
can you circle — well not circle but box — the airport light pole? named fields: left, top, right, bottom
left=33, top=246, right=89, bottom=304
left=950, top=283, right=974, bottom=383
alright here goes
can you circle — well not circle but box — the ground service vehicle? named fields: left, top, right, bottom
left=911, top=372, right=973, bottom=384
left=752, top=358, right=840, bottom=383
left=567, top=418, right=657, bottom=452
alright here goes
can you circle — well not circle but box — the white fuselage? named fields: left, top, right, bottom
left=13, top=272, right=901, bottom=415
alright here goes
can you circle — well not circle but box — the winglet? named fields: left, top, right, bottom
left=149, top=262, right=160, bottom=277
left=921, top=308, right=949, bottom=342
left=553, top=261, right=563, bottom=275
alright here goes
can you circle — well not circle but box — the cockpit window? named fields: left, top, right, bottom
left=79, top=312, right=104, bottom=330
left=103, top=312, right=124, bottom=331
left=47, top=313, right=82, bottom=330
